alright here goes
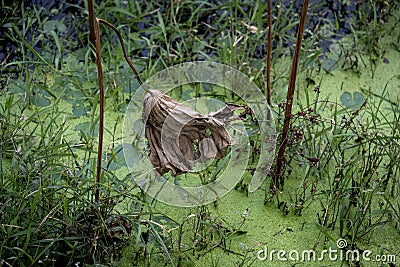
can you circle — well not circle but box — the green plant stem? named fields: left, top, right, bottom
left=275, top=0, right=309, bottom=187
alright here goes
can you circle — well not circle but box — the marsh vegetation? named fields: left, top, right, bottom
left=1, top=0, right=400, bottom=266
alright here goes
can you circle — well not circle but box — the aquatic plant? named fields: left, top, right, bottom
left=1, top=0, right=399, bottom=266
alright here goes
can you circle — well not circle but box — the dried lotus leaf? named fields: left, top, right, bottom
left=142, top=90, right=239, bottom=176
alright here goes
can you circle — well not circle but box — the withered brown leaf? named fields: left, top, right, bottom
left=142, top=90, right=240, bottom=176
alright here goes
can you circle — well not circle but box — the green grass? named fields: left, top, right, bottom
left=1, top=0, right=400, bottom=266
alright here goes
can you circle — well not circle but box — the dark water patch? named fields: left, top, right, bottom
left=0, top=0, right=396, bottom=80
left=0, top=0, right=88, bottom=82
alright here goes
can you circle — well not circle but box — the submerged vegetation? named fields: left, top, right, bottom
left=1, top=0, right=400, bottom=266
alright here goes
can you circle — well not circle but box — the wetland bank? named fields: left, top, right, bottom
left=1, top=0, right=400, bottom=266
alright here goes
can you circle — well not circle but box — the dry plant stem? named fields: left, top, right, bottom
left=93, top=18, right=151, bottom=200
left=275, top=0, right=309, bottom=187
left=94, top=18, right=104, bottom=201
left=88, top=0, right=96, bottom=47
left=96, top=18, right=150, bottom=93
left=266, top=0, right=272, bottom=105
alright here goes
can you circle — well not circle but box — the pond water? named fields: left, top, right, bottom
left=1, top=0, right=399, bottom=266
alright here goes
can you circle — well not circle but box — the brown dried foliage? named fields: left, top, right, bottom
left=142, top=90, right=240, bottom=176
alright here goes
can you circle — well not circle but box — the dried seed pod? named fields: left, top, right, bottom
left=142, top=90, right=239, bottom=176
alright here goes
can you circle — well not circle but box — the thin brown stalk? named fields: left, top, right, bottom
left=275, top=0, right=309, bottom=187
left=94, top=18, right=104, bottom=201
left=88, top=0, right=96, bottom=47
left=94, top=18, right=151, bottom=200
left=97, top=19, right=151, bottom=92
left=266, top=0, right=272, bottom=105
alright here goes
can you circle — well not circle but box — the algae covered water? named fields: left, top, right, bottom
left=1, top=0, right=399, bottom=266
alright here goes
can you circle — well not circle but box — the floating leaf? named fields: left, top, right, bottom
left=322, top=58, right=338, bottom=72
left=353, top=92, right=365, bottom=106
left=32, top=94, right=51, bottom=107
left=43, top=20, right=67, bottom=33
left=72, top=101, right=90, bottom=117
left=74, top=122, right=99, bottom=136
left=340, top=91, right=365, bottom=109
left=340, top=92, right=352, bottom=106
left=8, top=79, right=25, bottom=94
